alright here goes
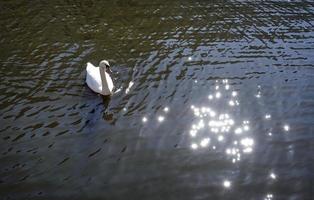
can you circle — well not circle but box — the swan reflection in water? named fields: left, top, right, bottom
left=189, top=79, right=254, bottom=163
left=102, top=95, right=113, bottom=121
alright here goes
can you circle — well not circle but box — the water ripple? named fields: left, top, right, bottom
left=0, top=0, right=314, bottom=199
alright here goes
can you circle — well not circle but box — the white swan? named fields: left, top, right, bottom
left=86, top=60, right=114, bottom=96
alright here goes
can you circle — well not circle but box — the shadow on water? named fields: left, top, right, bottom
left=102, top=95, right=113, bottom=122
left=81, top=89, right=115, bottom=133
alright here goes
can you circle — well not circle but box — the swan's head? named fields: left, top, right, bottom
left=99, top=60, right=112, bottom=73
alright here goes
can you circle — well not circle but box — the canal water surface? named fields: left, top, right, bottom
left=0, top=0, right=314, bottom=199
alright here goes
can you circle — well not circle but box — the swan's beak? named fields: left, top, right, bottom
left=106, top=65, right=113, bottom=73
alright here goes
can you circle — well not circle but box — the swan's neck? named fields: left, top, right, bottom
left=99, top=67, right=110, bottom=93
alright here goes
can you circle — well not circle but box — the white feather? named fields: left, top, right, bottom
left=86, top=62, right=114, bottom=95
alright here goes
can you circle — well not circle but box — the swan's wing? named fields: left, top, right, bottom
left=86, top=62, right=93, bottom=69
left=86, top=62, right=102, bottom=93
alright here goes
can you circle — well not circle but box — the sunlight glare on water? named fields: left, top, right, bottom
left=189, top=80, right=255, bottom=164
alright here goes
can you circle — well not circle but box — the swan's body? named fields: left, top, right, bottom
left=86, top=60, right=114, bottom=96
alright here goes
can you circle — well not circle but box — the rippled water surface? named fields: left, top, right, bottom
left=1, top=0, right=314, bottom=199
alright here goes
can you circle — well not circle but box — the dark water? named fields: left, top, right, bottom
left=1, top=0, right=314, bottom=199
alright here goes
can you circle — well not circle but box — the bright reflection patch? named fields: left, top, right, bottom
left=163, top=107, right=169, bottom=112
left=283, top=124, right=290, bottom=131
left=142, top=117, right=148, bottom=123
left=200, top=138, right=210, bottom=147
left=229, top=100, right=235, bottom=106
left=191, top=143, right=198, bottom=149
left=265, top=194, right=273, bottom=200
left=125, top=81, right=134, bottom=94
left=157, top=116, right=165, bottom=122
left=256, top=91, right=261, bottom=98
left=270, top=172, right=277, bottom=180
left=215, top=92, right=221, bottom=98
left=188, top=79, right=255, bottom=163
left=223, top=180, right=231, bottom=188
left=185, top=80, right=281, bottom=190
